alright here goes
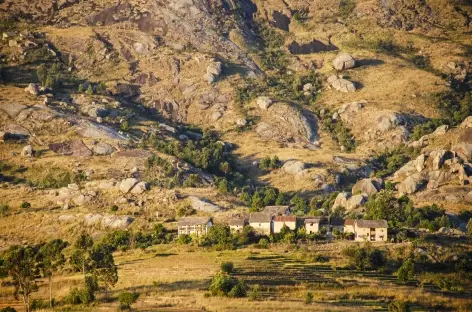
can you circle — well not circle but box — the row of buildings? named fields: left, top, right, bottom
left=177, top=206, right=388, bottom=242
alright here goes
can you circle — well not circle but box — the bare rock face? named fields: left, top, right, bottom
left=91, top=142, right=115, bottom=155
left=430, top=150, right=450, bottom=171
left=397, top=173, right=423, bottom=194
left=327, top=75, right=356, bottom=92
left=49, top=140, right=92, bottom=157
left=333, top=53, right=356, bottom=70
left=101, top=215, right=134, bottom=229
left=188, top=196, right=221, bottom=212
left=204, top=61, right=222, bottom=84
left=257, top=102, right=318, bottom=144
left=257, top=96, right=273, bottom=110
left=0, top=103, right=27, bottom=118
left=24, top=83, right=39, bottom=96
left=346, top=194, right=366, bottom=210
left=376, top=112, right=404, bottom=132
left=119, top=178, right=139, bottom=193
left=352, top=178, right=382, bottom=196
left=452, top=142, right=472, bottom=161
left=332, top=192, right=350, bottom=209
left=75, top=120, right=127, bottom=141
left=21, top=145, right=35, bottom=157
left=283, top=160, right=305, bottom=174
left=394, top=154, right=425, bottom=179
left=130, top=181, right=149, bottom=194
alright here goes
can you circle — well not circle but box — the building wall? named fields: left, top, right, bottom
left=250, top=222, right=272, bottom=235
left=230, top=225, right=244, bottom=233
left=305, top=222, right=320, bottom=234
left=354, top=226, right=387, bottom=242
left=273, top=221, right=296, bottom=233
left=178, top=222, right=212, bottom=237
left=344, top=224, right=355, bottom=234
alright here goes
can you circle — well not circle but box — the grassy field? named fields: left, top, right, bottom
left=1, top=242, right=471, bottom=311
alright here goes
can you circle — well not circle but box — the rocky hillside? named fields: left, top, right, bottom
left=0, top=0, right=471, bottom=246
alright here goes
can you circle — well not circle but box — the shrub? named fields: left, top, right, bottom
left=257, top=238, right=269, bottom=249
left=78, top=84, right=84, bottom=93
left=20, top=201, right=31, bottom=209
left=221, top=262, right=234, bottom=274
left=304, top=291, right=314, bottom=304
left=339, top=0, right=356, bottom=19
left=388, top=300, right=410, bottom=312
left=183, top=174, right=201, bottom=187
left=228, top=280, right=247, bottom=298
left=177, top=234, right=191, bottom=245
left=0, top=308, right=17, bottom=312
left=397, top=259, right=415, bottom=283
left=248, top=284, right=261, bottom=300
left=342, top=244, right=386, bottom=271
left=209, top=272, right=235, bottom=296
left=65, top=287, right=94, bottom=305
left=121, top=120, right=130, bottom=132
left=176, top=203, right=195, bottom=217
left=110, top=205, right=119, bottom=212
left=85, top=85, right=93, bottom=95
left=117, top=292, right=139, bottom=310
left=0, top=204, right=10, bottom=218
left=30, top=299, right=49, bottom=310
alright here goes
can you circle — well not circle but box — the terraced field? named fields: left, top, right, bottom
left=233, top=253, right=439, bottom=311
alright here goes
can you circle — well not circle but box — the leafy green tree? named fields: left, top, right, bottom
left=77, top=84, right=84, bottom=93
left=251, top=192, right=264, bottom=211
left=209, top=272, right=234, bottom=296
left=203, top=225, right=234, bottom=249
left=1, top=245, right=41, bottom=312
left=85, top=84, right=93, bottom=95
left=263, top=188, right=277, bottom=206
left=221, top=262, right=234, bottom=274
left=240, top=192, right=252, bottom=206
left=259, top=156, right=271, bottom=170
left=269, top=156, right=281, bottom=169
left=290, top=194, right=307, bottom=215
left=365, top=190, right=404, bottom=225
left=90, top=243, right=118, bottom=295
left=70, top=232, right=94, bottom=279
left=228, top=280, right=247, bottom=298
left=275, top=192, right=285, bottom=205
left=218, top=179, right=228, bottom=194
left=39, top=239, right=67, bottom=308
left=177, top=234, right=191, bottom=244
left=118, top=292, right=139, bottom=310
left=397, top=259, right=415, bottom=283
left=248, top=284, right=260, bottom=300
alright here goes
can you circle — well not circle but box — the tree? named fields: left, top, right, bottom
left=221, top=262, right=234, bottom=274
left=365, top=190, right=404, bottom=225
left=275, top=192, right=285, bottom=205
left=1, top=245, right=41, bottom=312
left=217, top=179, right=228, bottom=194
left=263, top=188, right=277, bottom=206
left=39, top=239, right=67, bottom=308
left=85, top=84, right=93, bottom=95
left=251, top=192, right=264, bottom=211
left=36, top=64, right=47, bottom=86
left=70, top=232, right=93, bottom=279
left=78, top=84, right=84, bottom=93
left=397, top=259, right=415, bottom=283
left=89, top=243, right=118, bottom=296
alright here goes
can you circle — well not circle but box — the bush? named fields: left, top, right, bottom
left=257, top=238, right=269, bottom=249
left=228, top=281, right=247, bottom=298
left=65, top=287, right=94, bottom=305
left=397, top=259, right=415, bottom=283
left=177, top=234, right=191, bottom=245
left=342, top=244, right=386, bottom=271
left=304, top=291, right=314, bottom=304
left=85, top=85, right=93, bottom=95
left=248, top=284, right=261, bottom=300
left=209, top=272, right=235, bottom=296
left=221, top=262, right=234, bottom=274
left=388, top=300, right=410, bottom=312
left=121, top=120, right=130, bottom=132
left=110, top=205, right=119, bottom=212
left=117, top=292, right=139, bottom=310
left=20, top=201, right=31, bottom=209
left=339, top=0, right=356, bottom=19
left=0, top=308, right=17, bottom=312
left=0, top=204, right=10, bottom=218
left=30, top=299, right=49, bottom=310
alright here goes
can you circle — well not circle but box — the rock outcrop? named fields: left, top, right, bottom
left=283, top=160, right=306, bottom=174
left=327, top=75, right=356, bottom=92
left=352, top=178, right=382, bottom=196
left=333, top=53, right=356, bottom=70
